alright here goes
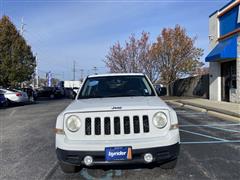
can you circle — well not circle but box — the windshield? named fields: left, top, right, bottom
left=78, top=75, right=155, bottom=99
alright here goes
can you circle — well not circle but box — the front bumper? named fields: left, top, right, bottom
left=56, top=143, right=180, bottom=167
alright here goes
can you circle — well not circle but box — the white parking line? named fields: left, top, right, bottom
left=180, top=124, right=240, bottom=133
left=180, top=129, right=227, bottom=141
left=181, top=140, right=240, bottom=145
left=9, top=110, right=16, bottom=117
left=180, top=123, right=240, bottom=127
left=176, top=112, right=206, bottom=115
left=206, top=126, right=240, bottom=133
left=43, top=161, right=59, bottom=180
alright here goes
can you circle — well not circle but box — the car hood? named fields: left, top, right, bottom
left=64, top=96, right=169, bottom=113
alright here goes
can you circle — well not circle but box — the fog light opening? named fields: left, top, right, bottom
left=84, top=156, right=93, bottom=166
left=144, top=153, right=153, bottom=163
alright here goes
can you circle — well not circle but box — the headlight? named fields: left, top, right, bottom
left=66, top=115, right=81, bottom=132
left=152, top=112, right=168, bottom=128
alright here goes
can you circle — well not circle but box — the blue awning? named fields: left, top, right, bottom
left=205, top=35, right=237, bottom=62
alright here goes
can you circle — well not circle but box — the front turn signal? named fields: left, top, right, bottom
left=53, top=128, right=65, bottom=135
left=170, top=124, right=179, bottom=130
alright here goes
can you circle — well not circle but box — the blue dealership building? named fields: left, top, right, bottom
left=206, top=0, right=240, bottom=103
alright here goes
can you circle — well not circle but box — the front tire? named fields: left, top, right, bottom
left=4, top=100, right=9, bottom=107
left=59, top=161, right=82, bottom=173
left=160, top=159, right=177, bottom=169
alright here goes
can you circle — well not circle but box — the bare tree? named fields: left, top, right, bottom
left=151, top=25, right=203, bottom=94
left=105, top=42, right=127, bottom=73
left=104, top=25, right=203, bottom=88
left=104, top=32, right=160, bottom=82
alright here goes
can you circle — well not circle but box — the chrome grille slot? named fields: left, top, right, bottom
left=114, top=117, right=121, bottom=135
left=104, top=117, right=111, bottom=135
left=143, top=115, right=150, bottom=133
left=123, top=116, right=130, bottom=134
left=85, top=118, right=91, bottom=135
left=95, top=117, right=101, bottom=135
left=133, top=116, right=140, bottom=133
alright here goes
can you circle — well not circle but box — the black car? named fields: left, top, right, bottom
left=21, top=88, right=37, bottom=101
left=0, top=90, right=8, bottom=107
left=36, top=87, right=63, bottom=99
left=64, top=88, right=75, bottom=99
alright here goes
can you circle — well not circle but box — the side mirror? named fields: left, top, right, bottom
left=155, top=86, right=167, bottom=96
left=159, top=87, right=167, bottom=96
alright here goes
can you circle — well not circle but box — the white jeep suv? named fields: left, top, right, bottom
left=55, top=73, right=180, bottom=173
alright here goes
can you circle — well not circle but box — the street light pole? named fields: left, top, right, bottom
left=73, top=60, right=76, bottom=81
left=35, top=54, right=39, bottom=88
left=20, top=17, right=26, bottom=36
left=93, top=66, right=97, bottom=75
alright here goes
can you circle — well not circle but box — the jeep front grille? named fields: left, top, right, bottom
left=85, top=115, right=150, bottom=136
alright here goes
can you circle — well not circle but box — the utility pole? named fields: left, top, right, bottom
left=93, top=66, right=97, bottom=75
left=20, top=17, right=26, bottom=36
left=35, top=53, right=39, bottom=88
left=80, top=69, right=84, bottom=82
left=73, top=60, right=76, bottom=81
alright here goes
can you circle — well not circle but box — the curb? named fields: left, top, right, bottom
left=166, top=100, right=240, bottom=122
left=177, top=100, right=240, bottom=118
left=167, top=101, right=183, bottom=107
left=207, top=111, right=240, bottom=123
left=183, top=105, right=207, bottom=113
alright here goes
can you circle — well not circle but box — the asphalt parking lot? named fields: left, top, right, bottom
left=0, top=99, right=239, bottom=180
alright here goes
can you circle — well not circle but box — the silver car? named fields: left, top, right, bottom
left=0, top=88, right=29, bottom=104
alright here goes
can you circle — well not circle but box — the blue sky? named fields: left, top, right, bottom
left=1, top=0, right=229, bottom=80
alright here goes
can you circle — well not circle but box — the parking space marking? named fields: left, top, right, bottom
left=181, top=140, right=240, bottom=145
left=180, top=129, right=227, bottom=141
left=205, top=126, right=240, bottom=133
left=180, top=123, right=240, bottom=127
left=180, top=124, right=240, bottom=133
left=176, top=112, right=206, bottom=115
left=43, top=161, right=59, bottom=180
left=9, top=110, right=16, bottom=117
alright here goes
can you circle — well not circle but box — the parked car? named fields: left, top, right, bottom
left=21, top=87, right=37, bottom=102
left=36, top=86, right=64, bottom=99
left=55, top=73, right=180, bottom=173
left=64, top=88, right=75, bottom=99
left=36, top=87, right=54, bottom=99
left=154, top=84, right=167, bottom=96
left=0, top=88, right=29, bottom=104
left=0, top=90, right=8, bottom=107
left=72, top=87, right=79, bottom=95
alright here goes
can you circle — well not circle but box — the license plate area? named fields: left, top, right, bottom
left=105, top=146, right=132, bottom=161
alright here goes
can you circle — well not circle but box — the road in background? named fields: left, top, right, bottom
left=0, top=100, right=239, bottom=180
